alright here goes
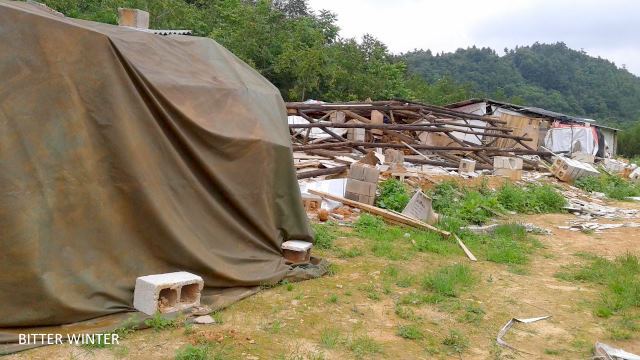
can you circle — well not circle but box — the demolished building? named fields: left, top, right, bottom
left=446, top=98, right=620, bottom=158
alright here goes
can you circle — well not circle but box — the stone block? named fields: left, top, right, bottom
left=282, top=240, right=312, bottom=263
left=493, top=156, right=523, bottom=170
left=134, top=272, right=203, bottom=315
left=550, top=157, right=600, bottom=182
left=458, top=159, right=476, bottom=173
left=571, top=152, right=595, bottom=164
left=346, top=178, right=377, bottom=197
left=344, top=191, right=375, bottom=205
left=495, top=168, right=523, bottom=181
left=117, top=8, right=149, bottom=29
left=349, top=162, right=380, bottom=183
left=301, top=193, right=322, bottom=212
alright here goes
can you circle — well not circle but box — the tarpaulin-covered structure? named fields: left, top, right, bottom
left=0, top=0, right=318, bottom=349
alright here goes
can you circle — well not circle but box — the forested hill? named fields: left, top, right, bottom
left=404, top=43, right=640, bottom=125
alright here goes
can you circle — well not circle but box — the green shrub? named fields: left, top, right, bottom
left=575, top=174, right=640, bottom=200
left=144, top=313, right=177, bottom=332
left=397, top=324, right=424, bottom=340
left=497, top=183, right=566, bottom=213
left=376, top=178, right=411, bottom=211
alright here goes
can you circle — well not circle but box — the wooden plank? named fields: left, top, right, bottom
left=308, top=190, right=450, bottom=237
left=454, top=234, right=477, bottom=262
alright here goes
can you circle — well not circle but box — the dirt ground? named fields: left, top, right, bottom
left=7, top=202, right=640, bottom=359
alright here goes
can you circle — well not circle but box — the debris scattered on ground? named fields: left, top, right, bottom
left=193, top=315, right=216, bottom=325
left=594, top=342, right=640, bottom=360
left=496, top=316, right=551, bottom=354
left=465, top=223, right=552, bottom=235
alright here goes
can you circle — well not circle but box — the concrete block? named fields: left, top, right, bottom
left=134, top=272, right=203, bottom=315
left=493, top=156, right=523, bottom=170
left=346, top=178, right=377, bottom=197
left=330, top=111, right=346, bottom=124
left=117, top=8, right=149, bottom=29
left=349, top=163, right=380, bottom=183
left=371, top=110, right=384, bottom=136
left=458, top=159, right=476, bottom=173
left=603, top=158, right=626, bottom=174
left=346, top=120, right=365, bottom=142
left=495, top=168, right=523, bottom=181
left=345, top=191, right=375, bottom=205
left=551, top=157, right=600, bottom=182
left=572, top=152, right=595, bottom=164
left=282, top=240, right=312, bottom=263
left=402, top=190, right=439, bottom=225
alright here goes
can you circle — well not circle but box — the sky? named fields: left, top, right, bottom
left=307, top=0, right=640, bottom=76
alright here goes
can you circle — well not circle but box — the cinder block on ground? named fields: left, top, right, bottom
left=458, top=159, right=476, bottom=173
left=349, top=163, right=380, bottom=183
left=346, top=178, right=377, bottom=197
left=550, top=157, right=600, bottom=182
left=117, top=8, right=149, bottom=29
left=282, top=240, right=313, bottom=263
left=344, top=191, right=375, bottom=205
left=346, top=120, right=365, bottom=142
left=495, top=168, right=523, bottom=181
left=572, top=152, right=595, bottom=164
left=134, top=272, right=203, bottom=315
left=494, top=156, right=523, bottom=170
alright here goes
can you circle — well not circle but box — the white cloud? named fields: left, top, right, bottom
left=308, top=0, right=640, bottom=75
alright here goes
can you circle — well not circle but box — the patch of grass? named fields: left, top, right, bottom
left=442, top=329, right=468, bottom=354
left=396, top=275, right=415, bottom=288
left=348, top=336, right=383, bottom=359
left=486, top=224, right=539, bottom=265
left=327, top=294, right=339, bottom=304
left=458, top=303, right=485, bottom=324
left=320, top=328, right=341, bottom=349
left=394, top=304, right=418, bottom=321
left=422, top=264, right=476, bottom=297
left=311, top=222, right=340, bottom=249
left=544, top=348, right=561, bottom=356
left=397, top=324, right=424, bottom=340
left=376, top=178, right=411, bottom=211
left=497, top=182, right=567, bottom=214
left=266, top=320, right=283, bottom=334
left=210, top=311, right=223, bottom=324
left=399, top=292, right=446, bottom=306
left=144, top=313, right=177, bottom=332
left=175, top=344, right=210, bottom=360
left=335, top=247, right=363, bottom=258
left=556, top=253, right=640, bottom=318
left=575, top=174, right=640, bottom=200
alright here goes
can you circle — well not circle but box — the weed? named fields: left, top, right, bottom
left=383, top=265, right=399, bottom=278
left=376, top=179, right=411, bottom=211
left=397, top=324, right=424, bottom=340
left=267, top=320, right=283, bottom=334
left=442, top=329, right=469, bottom=354
left=144, top=313, right=177, bottom=332
left=544, top=348, right=561, bottom=355
left=497, top=182, right=566, bottom=214
left=320, top=328, right=341, bottom=349
left=327, top=294, right=339, bottom=304
left=458, top=303, right=485, bottom=324
left=210, top=311, right=224, bottom=324
left=311, top=222, right=340, bottom=249
left=175, top=344, right=210, bottom=360
left=396, top=275, right=415, bottom=288
left=335, top=247, right=363, bottom=258
left=394, top=304, right=418, bottom=321
left=348, top=336, right=383, bottom=358
left=399, top=292, right=446, bottom=306
left=422, top=264, right=476, bottom=297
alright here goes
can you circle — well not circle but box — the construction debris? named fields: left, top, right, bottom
left=496, top=316, right=551, bottom=354
left=595, top=342, right=640, bottom=360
